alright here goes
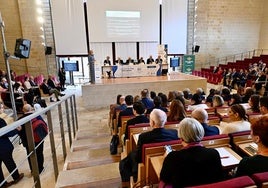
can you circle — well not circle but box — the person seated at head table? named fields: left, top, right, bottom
left=235, top=115, right=268, bottom=177
left=146, top=55, right=154, bottom=64
left=191, top=108, right=219, bottom=136
left=115, top=57, right=124, bottom=65
left=119, top=109, right=178, bottom=187
left=155, top=55, right=163, bottom=64
left=104, top=56, right=111, bottom=66
left=125, top=57, right=134, bottom=65
left=159, top=118, right=223, bottom=188
left=218, top=104, right=250, bottom=134
left=137, top=57, right=145, bottom=64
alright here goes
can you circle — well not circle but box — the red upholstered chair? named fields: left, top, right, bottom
left=251, top=172, right=268, bottom=188
left=187, top=176, right=256, bottom=188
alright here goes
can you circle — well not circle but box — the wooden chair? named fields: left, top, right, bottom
left=228, top=130, right=252, bottom=154
left=207, top=116, right=220, bottom=125
left=201, top=134, right=230, bottom=148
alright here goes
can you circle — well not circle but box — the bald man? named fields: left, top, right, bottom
left=191, top=108, right=219, bottom=136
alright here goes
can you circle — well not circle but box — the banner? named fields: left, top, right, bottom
left=182, top=55, right=195, bottom=74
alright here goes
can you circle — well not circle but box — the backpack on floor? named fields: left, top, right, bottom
left=32, top=117, right=48, bottom=143
left=110, top=134, right=119, bottom=155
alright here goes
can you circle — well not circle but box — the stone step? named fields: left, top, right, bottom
left=64, top=147, right=120, bottom=170
left=71, top=136, right=111, bottom=152
left=75, top=130, right=111, bottom=140
left=56, top=162, right=121, bottom=188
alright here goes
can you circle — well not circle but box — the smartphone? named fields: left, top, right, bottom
left=164, top=145, right=172, bottom=154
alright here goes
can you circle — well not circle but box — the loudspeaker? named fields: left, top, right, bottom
left=194, top=45, right=200, bottom=53
left=45, top=46, right=52, bottom=55
left=14, top=38, right=31, bottom=58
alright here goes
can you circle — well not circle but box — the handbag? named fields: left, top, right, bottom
left=110, top=134, right=119, bottom=155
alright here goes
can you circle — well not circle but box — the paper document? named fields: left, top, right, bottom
left=215, top=147, right=241, bottom=167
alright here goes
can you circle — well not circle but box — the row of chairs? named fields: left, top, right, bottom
left=125, top=120, right=253, bottom=186
left=188, top=172, right=268, bottom=188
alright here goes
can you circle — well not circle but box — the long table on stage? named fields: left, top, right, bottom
left=102, top=64, right=168, bottom=78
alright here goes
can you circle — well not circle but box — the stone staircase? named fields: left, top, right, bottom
left=55, top=109, right=121, bottom=188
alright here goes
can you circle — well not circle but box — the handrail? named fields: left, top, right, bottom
left=204, top=49, right=268, bottom=68
left=0, top=95, right=69, bottom=137
left=0, top=93, right=78, bottom=188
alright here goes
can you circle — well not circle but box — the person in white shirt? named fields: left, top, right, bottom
left=187, top=93, right=208, bottom=111
left=218, top=104, right=250, bottom=134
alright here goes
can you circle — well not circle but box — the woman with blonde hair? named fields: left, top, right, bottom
left=212, top=95, right=224, bottom=108
left=167, top=99, right=187, bottom=122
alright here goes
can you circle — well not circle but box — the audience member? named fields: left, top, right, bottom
left=187, top=93, right=208, bottom=111
left=119, top=109, right=178, bottom=187
left=18, top=104, right=46, bottom=174
left=58, top=67, right=66, bottom=91
left=47, top=75, right=61, bottom=92
left=221, top=87, right=232, bottom=101
left=158, top=93, right=169, bottom=108
left=140, top=89, right=154, bottom=109
left=150, top=91, right=156, bottom=100
left=167, top=99, right=186, bottom=122
left=0, top=118, right=24, bottom=187
left=247, top=94, right=260, bottom=113
left=123, top=102, right=149, bottom=143
left=146, top=55, right=154, bottom=64
left=242, top=87, right=255, bottom=103
left=183, top=88, right=192, bottom=105
left=117, top=95, right=134, bottom=129
left=40, top=79, right=64, bottom=102
left=212, top=95, right=225, bottom=108
left=191, top=108, right=219, bottom=136
left=146, top=96, right=168, bottom=114
left=206, top=88, right=216, bottom=104
left=0, top=78, right=8, bottom=89
left=259, top=96, right=268, bottom=115
left=160, top=118, right=223, bottom=187
left=236, top=116, right=268, bottom=176
left=228, top=93, right=242, bottom=106
left=133, top=95, right=141, bottom=103
left=218, top=104, right=250, bottom=134
left=167, top=91, right=179, bottom=103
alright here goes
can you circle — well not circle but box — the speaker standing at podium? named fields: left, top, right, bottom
left=88, top=50, right=95, bottom=83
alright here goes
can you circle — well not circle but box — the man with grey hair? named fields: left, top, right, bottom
left=191, top=108, right=219, bottom=136
left=119, top=109, right=178, bottom=187
left=160, top=118, right=223, bottom=187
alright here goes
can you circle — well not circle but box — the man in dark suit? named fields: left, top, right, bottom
left=146, top=55, right=154, bottom=64
left=115, top=57, right=124, bottom=65
left=117, top=95, right=134, bottom=129
left=155, top=55, right=163, bottom=64
left=40, top=79, right=64, bottom=102
left=125, top=57, right=134, bottom=65
left=104, top=56, right=111, bottom=65
left=47, top=75, right=61, bottom=92
left=0, top=118, right=24, bottom=187
left=119, top=109, right=178, bottom=187
left=191, top=108, right=219, bottom=136
left=124, top=101, right=149, bottom=143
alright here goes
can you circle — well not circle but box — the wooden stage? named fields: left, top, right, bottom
left=81, top=73, right=207, bottom=110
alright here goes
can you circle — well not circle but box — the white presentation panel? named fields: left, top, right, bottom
left=87, top=0, right=159, bottom=42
